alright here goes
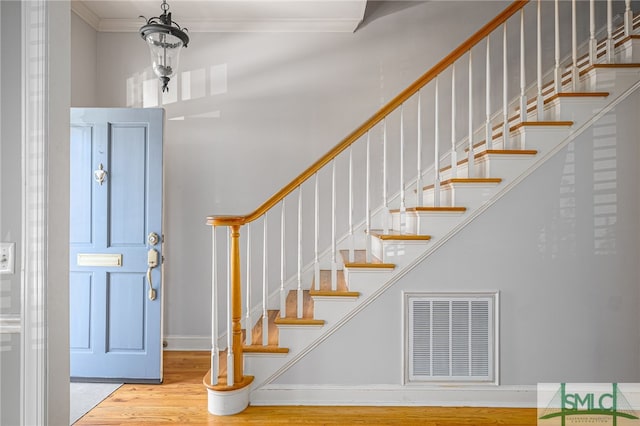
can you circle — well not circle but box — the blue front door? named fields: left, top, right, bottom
left=70, top=108, right=164, bottom=382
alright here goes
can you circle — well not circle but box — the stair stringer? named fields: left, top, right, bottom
left=246, top=76, right=640, bottom=397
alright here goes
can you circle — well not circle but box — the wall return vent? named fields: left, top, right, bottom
left=405, top=293, right=497, bottom=383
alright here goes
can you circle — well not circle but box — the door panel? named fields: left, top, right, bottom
left=69, top=126, right=94, bottom=245
left=107, top=273, right=146, bottom=352
left=109, top=126, right=147, bottom=246
left=70, top=108, right=164, bottom=382
left=69, top=272, right=93, bottom=350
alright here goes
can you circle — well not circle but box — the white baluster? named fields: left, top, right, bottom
left=451, top=64, right=458, bottom=177
left=625, top=0, right=632, bottom=37
left=485, top=37, right=493, bottom=149
left=244, top=226, right=251, bottom=345
left=399, top=104, right=406, bottom=232
left=297, top=187, right=303, bottom=318
left=280, top=199, right=286, bottom=318
left=314, top=173, right=320, bottom=292
left=536, top=0, right=543, bottom=121
left=589, top=0, right=596, bottom=65
left=331, top=159, right=338, bottom=290
left=416, top=91, right=424, bottom=204
left=571, top=0, right=578, bottom=91
left=502, top=23, right=509, bottom=150
left=607, top=0, right=613, bottom=63
left=226, top=230, right=234, bottom=386
left=210, top=226, right=218, bottom=385
left=554, top=0, right=562, bottom=93
left=519, top=9, right=527, bottom=123
left=348, top=145, right=355, bottom=263
left=262, top=214, right=268, bottom=347
left=468, top=50, right=475, bottom=177
left=434, top=76, right=441, bottom=207
left=365, top=131, right=372, bottom=263
left=382, top=119, right=389, bottom=233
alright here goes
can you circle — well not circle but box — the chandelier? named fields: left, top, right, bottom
left=139, top=0, right=189, bottom=92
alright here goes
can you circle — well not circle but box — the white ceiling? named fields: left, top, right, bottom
left=71, top=0, right=368, bottom=33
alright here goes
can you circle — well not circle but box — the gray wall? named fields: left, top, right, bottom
left=71, top=10, right=97, bottom=107
left=275, top=90, right=640, bottom=386
left=86, top=0, right=509, bottom=346
left=0, top=1, right=23, bottom=424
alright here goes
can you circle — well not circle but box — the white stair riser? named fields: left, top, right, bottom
left=244, top=355, right=289, bottom=388
left=424, top=183, right=501, bottom=209
left=440, top=161, right=470, bottom=181
left=390, top=210, right=410, bottom=232
left=510, top=127, right=571, bottom=153
left=580, top=67, right=640, bottom=97
left=277, top=325, right=324, bottom=350
left=474, top=155, right=536, bottom=183
left=312, top=297, right=359, bottom=323
left=343, top=268, right=393, bottom=296
left=408, top=212, right=466, bottom=236
left=615, top=39, right=640, bottom=63
left=371, top=238, right=431, bottom=264
left=543, top=97, right=609, bottom=123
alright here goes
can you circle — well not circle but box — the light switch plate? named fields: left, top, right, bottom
left=0, top=242, right=15, bottom=275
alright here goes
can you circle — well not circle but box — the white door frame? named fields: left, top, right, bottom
left=19, top=1, right=70, bottom=424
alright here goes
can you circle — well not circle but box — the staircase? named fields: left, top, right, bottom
left=204, top=0, right=640, bottom=415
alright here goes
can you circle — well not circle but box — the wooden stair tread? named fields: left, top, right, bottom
left=615, top=34, right=640, bottom=48
left=544, top=92, right=609, bottom=104
left=579, top=63, right=640, bottom=77
left=443, top=177, right=502, bottom=185
left=203, top=369, right=254, bottom=392
left=341, top=249, right=395, bottom=269
left=310, top=269, right=359, bottom=297
left=274, top=315, right=325, bottom=326
left=509, top=121, right=573, bottom=131
left=243, top=345, right=290, bottom=354
left=369, top=229, right=431, bottom=241
left=423, top=177, right=502, bottom=191
left=407, top=206, right=467, bottom=213
left=248, top=310, right=280, bottom=346
left=482, top=149, right=537, bottom=155
left=309, top=290, right=360, bottom=297
left=444, top=149, right=537, bottom=170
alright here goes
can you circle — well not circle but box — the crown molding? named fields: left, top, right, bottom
left=70, top=0, right=366, bottom=33
left=96, top=17, right=363, bottom=33
left=71, top=0, right=100, bottom=31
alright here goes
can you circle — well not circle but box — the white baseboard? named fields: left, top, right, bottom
left=250, top=384, right=537, bottom=408
left=163, top=335, right=211, bottom=351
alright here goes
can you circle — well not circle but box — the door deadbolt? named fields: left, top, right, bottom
left=148, top=232, right=160, bottom=246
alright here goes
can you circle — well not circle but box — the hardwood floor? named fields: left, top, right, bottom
left=75, top=351, right=537, bottom=425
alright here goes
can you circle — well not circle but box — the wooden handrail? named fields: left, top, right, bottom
left=207, top=0, right=529, bottom=227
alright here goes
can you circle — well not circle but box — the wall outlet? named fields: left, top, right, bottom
left=0, top=242, right=15, bottom=275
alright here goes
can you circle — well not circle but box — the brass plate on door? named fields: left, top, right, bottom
left=77, top=253, right=122, bottom=267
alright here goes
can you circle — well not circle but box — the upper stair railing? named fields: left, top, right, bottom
left=205, top=0, right=636, bottom=390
